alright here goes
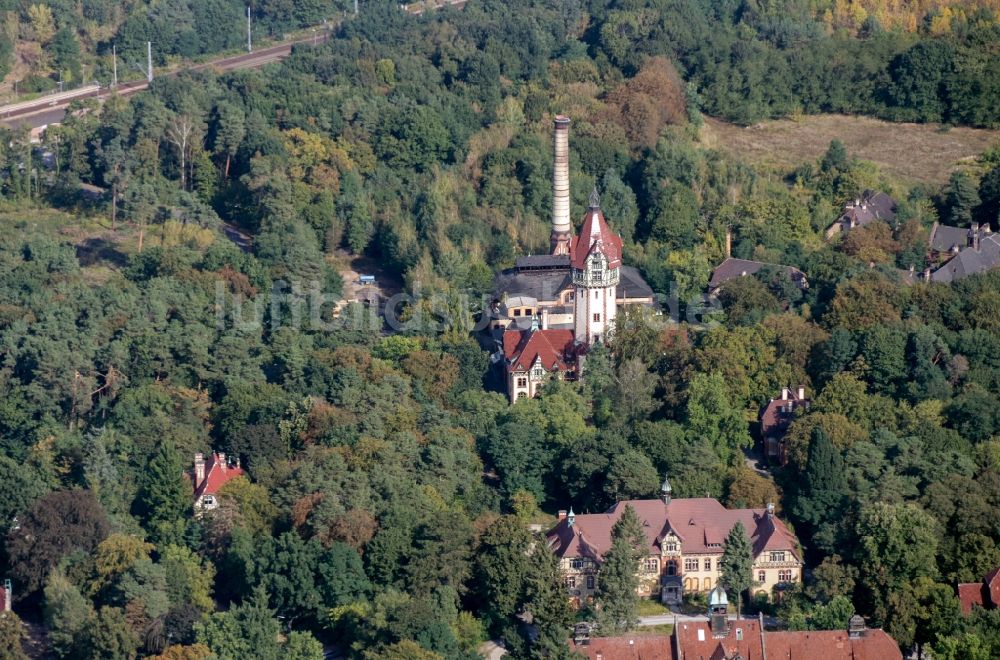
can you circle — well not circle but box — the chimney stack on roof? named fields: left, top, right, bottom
left=550, top=116, right=572, bottom=256
left=540, top=308, right=549, bottom=330
left=848, top=615, right=867, bottom=639
left=194, top=453, right=205, bottom=485
left=780, top=387, right=789, bottom=401
left=725, top=228, right=732, bottom=259
left=797, top=385, right=805, bottom=400
left=558, top=510, right=567, bottom=521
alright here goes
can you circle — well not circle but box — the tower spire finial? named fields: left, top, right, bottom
left=589, top=186, right=600, bottom=210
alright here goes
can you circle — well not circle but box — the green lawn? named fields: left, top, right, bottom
left=635, top=599, right=669, bottom=616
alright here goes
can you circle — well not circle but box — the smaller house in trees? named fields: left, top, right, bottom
left=825, top=190, right=897, bottom=239
left=759, top=386, right=810, bottom=465
left=957, top=565, right=1000, bottom=615
left=546, top=481, right=802, bottom=606
left=925, top=222, right=1000, bottom=283
left=191, top=452, right=243, bottom=513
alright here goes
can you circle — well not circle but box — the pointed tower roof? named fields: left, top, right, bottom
left=571, top=188, right=623, bottom=270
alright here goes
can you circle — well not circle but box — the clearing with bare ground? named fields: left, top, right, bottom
left=702, top=114, right=1000, bottom=185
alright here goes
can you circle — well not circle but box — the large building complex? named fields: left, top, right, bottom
left=546, top=482, right=802, bottom=606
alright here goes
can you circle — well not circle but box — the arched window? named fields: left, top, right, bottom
left=683, top=578, right=693, bottom=591
left=666, top=560, right=677, bottom=576
left=703, top=577, right=712, bottom=590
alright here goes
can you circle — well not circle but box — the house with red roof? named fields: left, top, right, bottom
left=191, top=452, right=244, bottom=513
left=957, top=565, right=1000, bottom=615
left=546, top=482, right=802, bottom=606
left=759, top=386, right=809, bottom=465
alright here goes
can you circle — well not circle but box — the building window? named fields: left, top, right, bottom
left=758, top=571, right=766, bottom=583
left=684, top=558, right=699, bottom=572
left=566, top=576, right=576, bottom=589
left=531, top=365, right=545, bottom=379
left=665, top=542, right=678, bottom=553
left=516, top=377, right=527, bottom=388
left=513, top=309, right=520, bottom=317
left=779, top=570, right=793, bottom=583
left=666, top=560, right=677, bottom=576
left=567, top=292, right=574, bottom=301
left=593, top=334, right=600, bottom=343
left=593, top=313, right=601, bottom=322
left=703, top=577, right=712, bottom=590
left=594, top=290, right=599, bottom=299
left=643, top=558, right=659, bottom=573
left=516, top=392, right=526, bottom=400
left=570, top=558, right=584, bottom=570
left=769, top=551, right=785, bottom=563
left=587, top=575, right=595, bottom=590
left=704, top=558, right=711, bottom=571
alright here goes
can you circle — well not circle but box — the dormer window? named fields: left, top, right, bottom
left=531, top=362, right=545, bottom=380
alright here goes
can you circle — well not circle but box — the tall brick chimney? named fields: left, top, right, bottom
left=550, top=116, right=572, bottom=256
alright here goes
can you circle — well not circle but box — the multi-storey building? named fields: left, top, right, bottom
left=546, top=482, right=802, bottom=605
left=490, top=115, right=655, bottom=403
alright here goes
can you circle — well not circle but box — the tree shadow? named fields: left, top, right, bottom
left=75, top=237, right=128, bottom=268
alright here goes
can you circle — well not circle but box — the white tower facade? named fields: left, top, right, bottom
left=572, top=190, right=621, bottom=346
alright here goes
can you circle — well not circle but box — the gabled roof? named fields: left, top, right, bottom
left=764, top=628, right=901, bottom=659
left=193, top=453, right=244, bottom=500
left=930, top=234, right=1000, bottom=283
left=708, top=258, right=807, bottom=292
left=568, top=635, right=673, bottom=659
left=958, top=564, right=1000, bottom=614
left=546, top=497, right=800, bottom=562
left=571, top=203, right=623, bottom=271
left=675, top=620, right=764, bottom=660
left=759, top=389, right=809, bottom=439
left=503, top=328, right=575, bottom=372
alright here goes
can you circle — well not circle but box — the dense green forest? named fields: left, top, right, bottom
left=0, top=0, right=999, bottom=658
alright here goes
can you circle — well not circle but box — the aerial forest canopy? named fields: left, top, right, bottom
left=0, top=0, right=998, bottom=658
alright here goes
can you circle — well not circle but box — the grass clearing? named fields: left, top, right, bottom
left=636, top=599, right=669, bottom=616
left=701, top=114, right=1000, bottom=185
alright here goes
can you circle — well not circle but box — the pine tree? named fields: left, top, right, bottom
left=596, top=505, right=644, bottom=634
left=137, top=441, right=190, bottom=531
left=521, top=541, right=574, bottom=659
left=791, top=428, right=848, bottom=543
left=946, top=171, right=981, bottom=226
left=720, top=521, right=752, bottom=618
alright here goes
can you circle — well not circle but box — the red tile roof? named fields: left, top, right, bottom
left=571, top=207, right=623, bottom=271
left=675, top=620, right=764, bottom=660
left=503, top=328, right=576, bottom=372
left=193, top=452, right=244, bottom=500
left=957, top=583, right=985, bottom=615
left=570, top=636, right=674, bottom=660
left=546, top=498, right=799, bottom=563
left=957, top=565, right=1000, bottom=614
left=764, top=628, right=901, bottom=659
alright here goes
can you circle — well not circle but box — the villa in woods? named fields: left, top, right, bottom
left=490, top=116, right=655, bottom=403
left=546, top=481, right=802, bottom=606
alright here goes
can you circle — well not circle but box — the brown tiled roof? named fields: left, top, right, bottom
left=958, top=583, right=986, bottom=615
left=570, top=636, right=674, bottom=660
left=675, top=620, right=764, bottom=660
left=571, top=206, right=623, bottom=270
left=759, top=391, right=809, bottom=439
left=958, top=564, right=1000, bottom=614
left=503, top=328, right=576, bottom=372
left=708, top=258, right=807, bottom=292
left=546, top=498, right=799, bottom=562
left=764, top=628, right=902, bottom=660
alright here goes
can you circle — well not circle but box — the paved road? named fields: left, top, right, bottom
left=1, top=34, right=329, bottom=130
